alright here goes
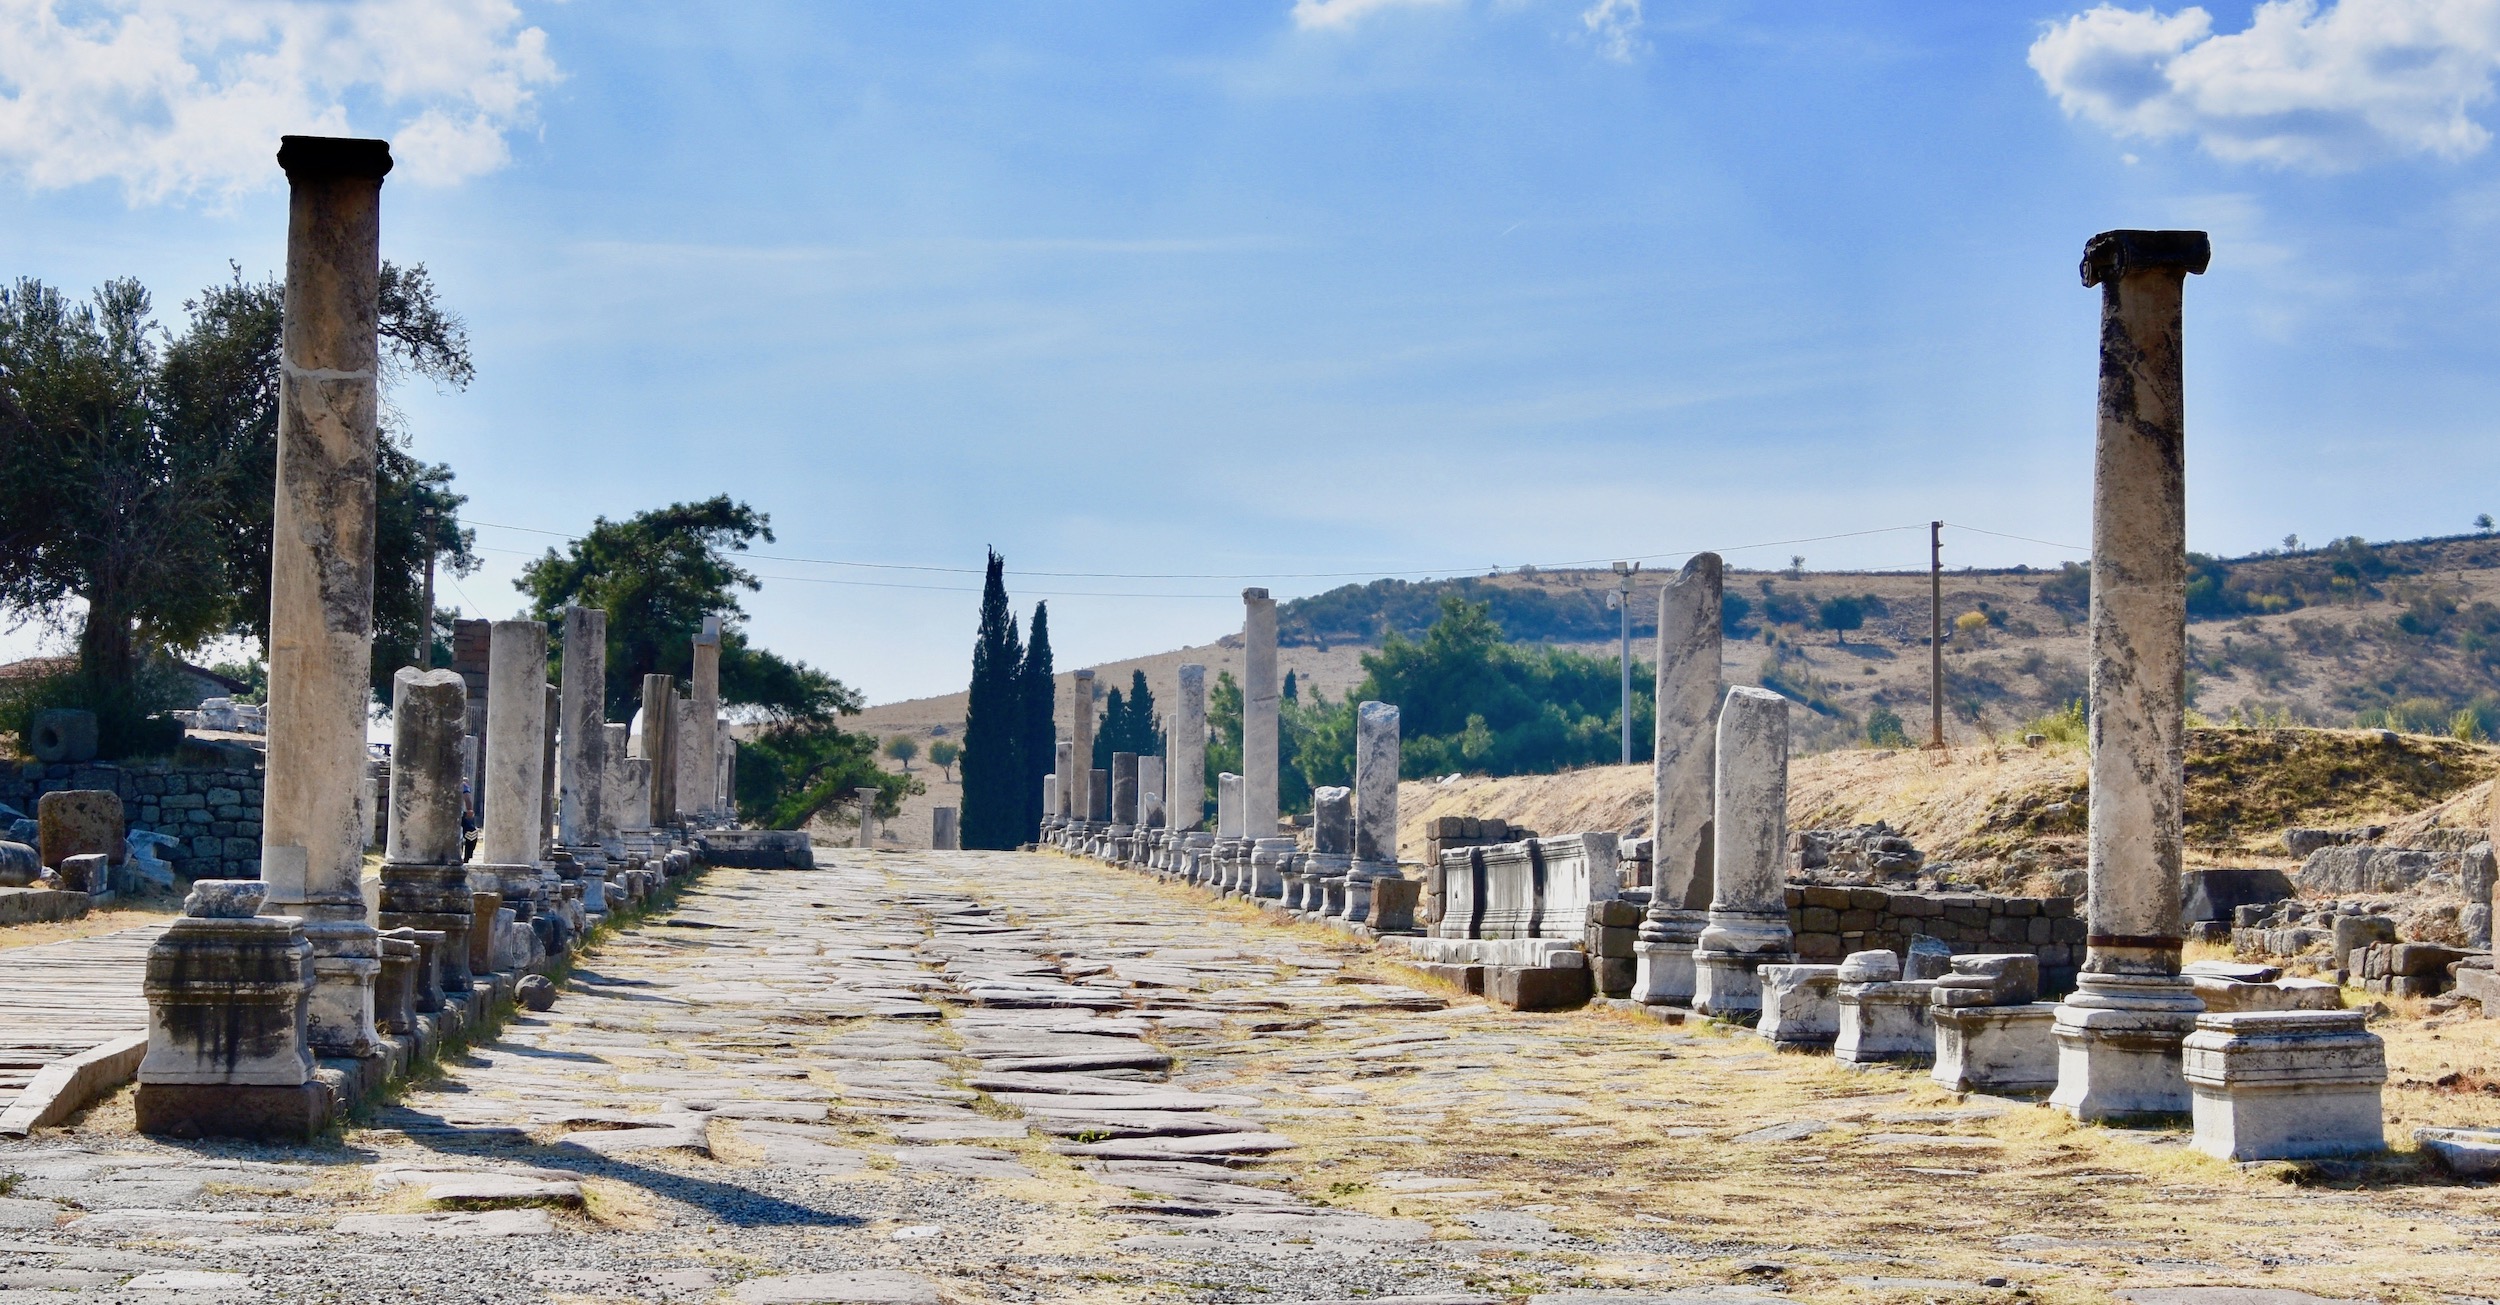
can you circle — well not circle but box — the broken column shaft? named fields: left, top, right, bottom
left=1692, top=686, right=1794, bottom=1019
left=1636, top=552, right=1722, bottom=1006
left=1242, top=590, right=1280, bottom=841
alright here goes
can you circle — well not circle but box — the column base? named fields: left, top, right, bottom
left=2049, top=972, right=2204, bottom=1122
left=1755, top=963, right=1841, bottom=1048
left=2184, top=1009, right=2385, bottom=1160
left=1693, top=951, right=1785, bottom=1021
left=300, top=918, right=383, bottom=1060
left=135, top=1081, right=334, bottom=1142
left=1631, top=916, right=1704, bottom=1006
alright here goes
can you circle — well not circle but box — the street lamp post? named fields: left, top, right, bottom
left=1613, top=560, right=1640, bottom=766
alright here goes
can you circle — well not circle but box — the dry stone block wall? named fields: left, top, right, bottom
left=1785, top=884, right=2083, bottom=997
left=1, top=757, right=266, bottom=881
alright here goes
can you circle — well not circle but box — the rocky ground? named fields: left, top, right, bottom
left=4, top=849, right=2499, bottom=1304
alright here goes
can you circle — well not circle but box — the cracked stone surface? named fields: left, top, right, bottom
left=2, top=848, right=2497, bottom=1303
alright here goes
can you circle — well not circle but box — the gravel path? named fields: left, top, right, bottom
left=3, top=849, right=2494, bottom=1304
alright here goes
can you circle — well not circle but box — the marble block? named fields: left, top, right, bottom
left=1931, top=1001, right=2060, bottom=1093
left=1756, top=963, right=1840, bottom=1049
left=2183, top=1009, right=2386, bottom=1161
left=1837, top=976, right=1936, bottom=1066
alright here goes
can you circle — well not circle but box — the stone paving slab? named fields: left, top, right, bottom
left=0, top=849, right=2495, bottom=1302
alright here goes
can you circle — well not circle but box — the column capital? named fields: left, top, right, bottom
left=1242, top=586, right=1270, bottom=602
left=278, top=135, right=394, bottom=182
left=2081, top=230, right=2209, bottom=287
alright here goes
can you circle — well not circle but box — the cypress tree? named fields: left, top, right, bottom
left=1092, top=687, right=1126, bottom=770
left=959, top=550, right=1023, bottom=849
left=1016, top=602, right=1055, bottom=841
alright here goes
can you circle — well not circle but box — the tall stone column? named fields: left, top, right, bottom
left=379, top=668, right=476, bottom=994
left=1635, top=553, right=1723, bottom=1006
left=1050, top=739, right=1074, bottom=843
left=470, top=620, right=550, bottom=931
left=933, top=807, right=961, bottom=851
left=1110, top=753, right=1139, bottom=831
left=2051, top=229, right=2211, bottom=1123
left=673, top=698, right=698, bottom=823
left=641, top=674, right=677, bottom=828
left=1692, top=686, right=1794, bottom=1019
left=1345, top=701, right=1400, bottom=921
left=690, top=617, right=722, bottom=817
left=259, top=135, right=393, bottom=1061
left=557, top=605, right=606, bottom=847
left=1068, top=670, right=1096, bottom=827
left=1138, top=755, right=1164, bottom=829
left=1172, top=664, right=1207, bottom=831
left=1242, top=590, right=1280, bottom=841
left=1215, top=772, right=1244, bottom=890
left=856, top=787, right=878, bottom=848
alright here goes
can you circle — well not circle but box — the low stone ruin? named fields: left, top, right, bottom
left=1792, top=821, right=1926, bottom=882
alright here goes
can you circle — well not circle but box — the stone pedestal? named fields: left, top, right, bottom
left=2184, top=1010, right=2385, bottom=1160
left=1837, top=983, right=1937, bottom=1066
left=1250, top=837, right=1294, bottom=899
left=1371, top=877, right=1421, bottom=933
left=1756, top=964, right=1841, bottom=1049
left=136, top=880, right=330, bottom=1141
left=468, top=887, right=504, bottom=975
left=2052, top=229, right=2211, bottom=1122
left=1692, top=687, right=1793, bottom=1020
left=258, top=135, right=395, bottom=1065
left=1932, top=1003, right=2061, bottom=1094
left=1640, top=553, right=1722, bottom=1007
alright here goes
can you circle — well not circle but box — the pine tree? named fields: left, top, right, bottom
left=1282, top=669, right=1298, bottom=702
left=1125, top=668, right=1164, bottom=759
left=1092, top=687, right=1127, bottom=770
left=1015, top=602, right=1055, bottom=841
left=959, top=550, right=1023, bottom=849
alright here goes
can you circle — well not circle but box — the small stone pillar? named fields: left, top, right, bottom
left=1173, top=664, right=1207, bottom=831
left=1069, top=670, right=1097, bottom=831
left=539, top=682, right=560, bottom=855
left=557, top=605, right=605, bottom=846
left=1636, top=552, right=1721, bottom=1007
left=602, top=723, right=639, bottom=836
left=2183, top=1010, right=2386, bottom=1160
left=855, top=787, right=878, bottom=848
left=1049, top=740, right=1074, bottom=842
left=932, top=807, right=960, bottom=851
left=471, top=619, right=551, bottom=934
left=2051, top=229, right=2211, bottom=1123
left=1691, top=686, right=1793, bottom=1020
left=1345, top=700, right=1400, bottom=921
left=1931, top=954, right=2060, bottom=1094
left=689, top=616, right=722, bottom=817
left=136, top=880, right=330, bottom=1141
left=672, top=697, right=698, bottom=823
left=1089, top=769, right=1111, bottom=823
left=1041, top=774, right=1060, bottom=841
left=1242, top=590, right=1280, bottom=841
left=1307, top=786, right=1352, bottom=906
left=1834, top=950, right=1935, bottom=1067
left=1110, top=751, right=1140, bottom=840
left=1215, top=772, right=1244, bottom=890
left=640, top=674, right=677, bottom=828
left=258, top=135, right=394, bottom=1062
left=378, top=668, right=476, bottom=994
left=1137, top=755, right=1164, bottom=829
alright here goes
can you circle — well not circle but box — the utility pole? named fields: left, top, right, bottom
left=415, top=513, right=437, bottom=670
left=1613, top=560, right=1640, bottom=766
left=1927, top=521, right=1945, bottom=749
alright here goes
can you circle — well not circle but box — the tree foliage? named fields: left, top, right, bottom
left=959, top=550, right=1024, bottom=849
left=1015, top=601, right=1055, bottom=839
left=734, top=721, right=919, bottom=831
left=1091, top=669, right=1164, bottom=770
left=515, top=496, right=855, bottom=724
left=0, top=266, right=477, bottom=754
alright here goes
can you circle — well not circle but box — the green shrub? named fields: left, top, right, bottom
left=2021, top=699, right=2088, bottom=746
left=1865, top=706, right=1910, bottom=748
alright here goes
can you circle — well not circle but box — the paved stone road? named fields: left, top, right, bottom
left=3, top=849, right=2496, bottom=1304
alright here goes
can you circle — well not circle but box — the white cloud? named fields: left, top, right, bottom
left=2030, top=0, right=2500, bottom=169
left=0, top=0, right=559, bottom=202
left=1581, top=0, right=1644, bottom=62
left=1289, top=0, right=1461, bottom=31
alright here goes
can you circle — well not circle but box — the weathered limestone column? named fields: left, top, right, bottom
left=1110, top=752, right=1139, bottom=835
left=1306, top=785, right=1353, bottom=909
left=932, top=807, right=960, bottom=851
left=2051, top=229, right=2212, bottom=1123
left=856, top=787, right=878, bottom=848
left=557, top=605, right=606, bottom=847
left=641, top=674, right=677, bottom=828
left=258, top=135, right=393, bottom=1061
left=1635, top=553, right=1723, bottom=1006
left=673, top=697, right=699, bottom=823
left=1345, top=700, right=1400, bottom=921
left=378, top=668, right=476, bottom=994
left=1173, top=664, right=1207, bottom=831
left=1215, top=772, right=1245, bottom=890
left=690, top=617, right=722, bottom=817
left=1069, top=670, right=1097, bottom=831
left=1138, top=755, right=1165, bottom=830
left=1691, top=686, right=1795, bottom=1019
left=470, top=620, right=551, bottom=937
left=1050, top=740, right=1074, bottom=843
left=1242, top=590, right=1280, bottom=841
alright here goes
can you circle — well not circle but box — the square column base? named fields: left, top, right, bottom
left=2049, top=975, right=2204, bottom=1122
left=136, top=1081, right=334, bottom=1142
left=1693, top=951, right=1783, bottom=1021
left=1756, top=964, right=1840, bottom=1048
left=1631, top=918, right=1703, bottom=1006
left=2184, top=1010, right=2386, bottom=1160
left=1932, top=1002, right=2060, bottom=1093
left=1836, top=982, right=1936, bottom=1066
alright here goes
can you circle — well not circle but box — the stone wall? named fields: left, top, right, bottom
left=0, top=752, right=266, bottom=882
left=1784, top=884, right=2084, bottom=997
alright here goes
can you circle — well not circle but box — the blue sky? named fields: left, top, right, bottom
left=5, top=0, right=2500, bottom=703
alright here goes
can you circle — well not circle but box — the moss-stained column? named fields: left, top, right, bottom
left=2051, top=228, right=2211, bottom=1123
left=260, top=134, right=392, bottom=1060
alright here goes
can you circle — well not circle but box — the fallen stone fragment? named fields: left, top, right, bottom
left=1730, top=1120, right=1830, bottom=1144
left=518, top=974, right=558, bottom=1011
left=369, top=1167, right=585, bottom=1207
left=731, top=1270, right=943, bottom=1304
left=2413, top=1126, right=2500, bottom=1178
left=334, top=1209, right=557, bottom=1237
left=1053, top=1131, right=1298, bottom=1159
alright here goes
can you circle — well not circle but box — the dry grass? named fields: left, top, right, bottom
left=0, top=898, right=178, bottom=951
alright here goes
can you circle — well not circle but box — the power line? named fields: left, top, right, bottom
left=1941, top=522, right=2088, bottom=554
left=468, top=544, right=1238, bottom=600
